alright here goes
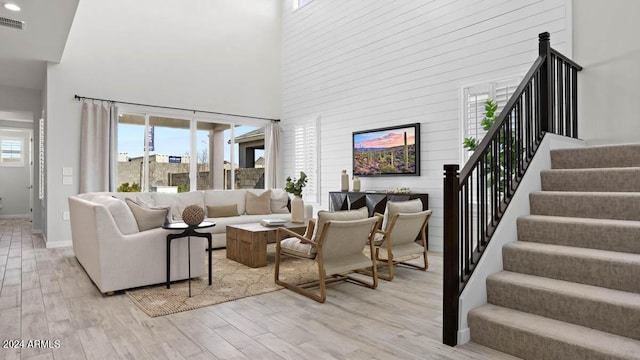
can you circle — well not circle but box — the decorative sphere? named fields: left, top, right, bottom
left=182, top=205, right=205, bottom=226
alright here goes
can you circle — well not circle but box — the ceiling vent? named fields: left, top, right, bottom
left=0, top=16, right=24, bottom=30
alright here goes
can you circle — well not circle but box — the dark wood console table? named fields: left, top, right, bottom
left=329, top=191, right=429, bottom=247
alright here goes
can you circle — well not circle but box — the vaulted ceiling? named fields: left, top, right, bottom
left=0, top=0, right=79, bottom=90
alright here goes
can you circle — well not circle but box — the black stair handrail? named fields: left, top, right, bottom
left=442, top=32, right=582, bottom=346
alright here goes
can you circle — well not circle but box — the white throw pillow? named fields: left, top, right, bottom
left=91, top=195, right=139, bottom=235
left=270, top=189, right=290, bottom=214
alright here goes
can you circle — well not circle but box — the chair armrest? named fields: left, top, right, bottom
left=303, top=219, right=316, bottom=238
left=277, top=227, right=317, bottom=246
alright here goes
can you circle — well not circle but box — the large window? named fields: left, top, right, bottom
left=0, top=136, right=24, bottom=167
left=462, top=77, right=520, bottom=162
left=293, top=115, right=319, bottom=202
left=117, top=109, right=268, bottom=193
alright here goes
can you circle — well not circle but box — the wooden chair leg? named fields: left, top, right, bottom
left=275, top=250, right=327, bottom=303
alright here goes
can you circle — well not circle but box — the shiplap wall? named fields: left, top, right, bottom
left=281, top=0, right=571, bottom=251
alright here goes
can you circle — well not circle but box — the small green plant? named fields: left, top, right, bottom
left=463, top=99, right=519, bottom=193
left=285, top=172, right=308, bottom=198
left=117, top=182, right=141, bottom=192
left=463, top=99, right=498, bottom=151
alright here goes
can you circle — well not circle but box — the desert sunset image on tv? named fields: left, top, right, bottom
left=353, top=124, right=419, bottom=176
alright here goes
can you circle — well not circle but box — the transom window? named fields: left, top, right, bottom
left=0, top=136, right=24, bottom=167
left=293, top=0, right=313, bottom=10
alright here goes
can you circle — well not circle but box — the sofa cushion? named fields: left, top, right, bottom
left=154, top=191, right=204, bottom=221
left=207, top=204, right=239, bottom=218
left=125, top=198, right=168, bottom=231
left=312, top=206, right=369, bottom=242
left=245, top=190, right=272, bottom=215
left=270, top=189, right=290, bottom=214
left=91, top=195, right=139, bottom=235
left=382, top=199, right=423, bottom=231
left=280, top=237, right=316, bottom=259
left=204, top=190, right=247, bottom=215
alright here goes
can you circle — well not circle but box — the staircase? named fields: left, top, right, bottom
left=468, top=144, right=640, bottom=359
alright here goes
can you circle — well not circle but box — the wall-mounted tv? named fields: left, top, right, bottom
left=352, top=123, right=420, bottom=177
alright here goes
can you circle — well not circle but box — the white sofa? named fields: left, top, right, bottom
left=69, top=189, right=311, bottom=293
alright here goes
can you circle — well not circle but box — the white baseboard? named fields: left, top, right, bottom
left=0, top=214, right=30, bottom=219
left=46, top=240, right=72, bottom=249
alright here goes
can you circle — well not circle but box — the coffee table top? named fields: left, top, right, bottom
left=227, top=221, right=307, bottom=233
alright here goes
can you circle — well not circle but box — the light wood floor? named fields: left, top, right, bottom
left=0, top=218, right=518, bottom=360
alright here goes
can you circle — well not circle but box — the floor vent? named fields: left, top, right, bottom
left=0, top=16, right=24, bottom=30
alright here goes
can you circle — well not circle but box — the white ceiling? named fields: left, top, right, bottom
left=0, top=0, right=79, bottom=90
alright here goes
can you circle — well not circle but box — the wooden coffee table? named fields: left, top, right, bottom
left=226, top=222, right=307, bottom=268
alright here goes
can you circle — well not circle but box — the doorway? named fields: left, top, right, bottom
left=0, top=128, right=33, bottom=219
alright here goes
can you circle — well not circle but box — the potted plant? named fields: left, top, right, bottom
left=285, top=172, right=308, bottom=223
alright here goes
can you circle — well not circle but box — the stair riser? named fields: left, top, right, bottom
left=502, top=246, right=640, bottom=294
left=529, top=193, right=640, bottom=221
left=541, top=169, right=640, bottom=192
left=551, top=145, right=640, bottom=169
left=469, top=314, right=631, bottom=360
left=487, top=277, right=640, bottom=340
left=517, top=217, right=640, bottom=254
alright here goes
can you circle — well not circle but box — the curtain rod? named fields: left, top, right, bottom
left=73, top=95, right=280, bottom=122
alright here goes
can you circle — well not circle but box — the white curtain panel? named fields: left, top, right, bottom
left=264, top=122, right=281, bottom=189
left=79, top=102, right=118, bottom=193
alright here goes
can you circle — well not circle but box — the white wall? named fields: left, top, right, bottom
left=46, top=0, right=282, bottom=246
left=281, top=0, right=571, bottom=251
left=574, top=0, right=640, bottom=145
left=0, top=84, right=43, bottom=229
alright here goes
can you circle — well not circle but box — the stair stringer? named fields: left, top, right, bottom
left=456, top=134, right=584, bottom=345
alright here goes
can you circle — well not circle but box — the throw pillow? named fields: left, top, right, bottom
left=135, top=196, right=172, bottom=224
left=207, top=204, right=239, bottom=218
left=245, top=190, right=272, bottom=215
left=382, top=198, right=423, bottom=231
left=125, top=198, right=169, bottom=231
left=91, top=195, right=139, bottom=235
left=312, top=206, right=369, bottom=242
left=270, top=189, right=290, bottom=214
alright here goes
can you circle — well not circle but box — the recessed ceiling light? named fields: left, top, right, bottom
left=4, top=3, right=20, bottom=11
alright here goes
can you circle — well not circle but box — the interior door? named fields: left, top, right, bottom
left=0, top=128, right=32, bottom=218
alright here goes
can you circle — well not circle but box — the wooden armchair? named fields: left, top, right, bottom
left=275, top=214, right=380, bottom=303
left=372, top=209, right=432, bottom=281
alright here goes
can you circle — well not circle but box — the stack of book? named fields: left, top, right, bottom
left=260, top=219, right=288, bottom=227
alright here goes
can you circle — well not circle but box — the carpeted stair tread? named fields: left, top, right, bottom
left=517, top=215, right=640, bottom=254
left=541, top=167, right=640, bottom=192
left=529, top=191, right=640, bottom=221
left=551, top=144, right=640, bottom=169
left=469, top=304, right=640, bottom=360
left=502, top=241, right=640, bottom=293
left=487, top=271, right=640, bottom=340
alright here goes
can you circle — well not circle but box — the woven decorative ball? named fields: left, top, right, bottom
left=182, top=205, right=205, bottom=226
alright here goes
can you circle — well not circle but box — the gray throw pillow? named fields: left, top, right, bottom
left=125, top=198, right=169, bottom=231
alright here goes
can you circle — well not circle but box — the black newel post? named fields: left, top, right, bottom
left=538, top=32, right=552, bottom=134
left=443, top=164, right=460, bottom=346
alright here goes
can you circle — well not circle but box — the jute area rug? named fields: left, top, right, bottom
left=126, top=244, right=318, bottom=317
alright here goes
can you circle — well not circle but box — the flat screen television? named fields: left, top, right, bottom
left=352, top=123, right=420, bottom=177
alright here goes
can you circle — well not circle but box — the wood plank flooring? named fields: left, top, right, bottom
left=0, top=219, right=518, bottom=359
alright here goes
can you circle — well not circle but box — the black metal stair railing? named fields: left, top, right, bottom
left=442, top=32, right=583, bottom=346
